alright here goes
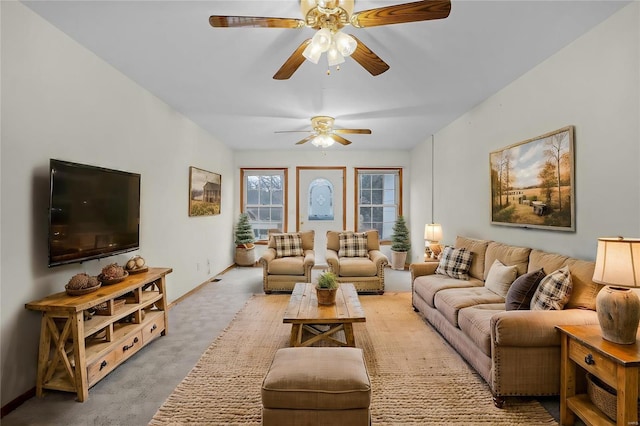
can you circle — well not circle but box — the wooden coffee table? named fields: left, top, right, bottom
left=283, top=283, right=366, bottom=347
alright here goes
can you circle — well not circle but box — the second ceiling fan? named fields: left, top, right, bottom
left=209, top=0, right=451, bottom=79
left=276, top=116, right=371, bottom=147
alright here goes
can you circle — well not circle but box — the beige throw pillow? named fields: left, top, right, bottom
left=484, top=259, right=518, bottom=297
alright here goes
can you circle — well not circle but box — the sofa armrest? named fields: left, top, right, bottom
left=368, top=250, right=389, bottom=268
left=410, top=262, right=438, bottom=282
left=491, top=309, right=599, bottom=347
left=326, top=249, right=339, bottom=274
left=259, top=248, right=276, bottom=267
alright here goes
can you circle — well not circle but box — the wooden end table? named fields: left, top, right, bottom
left=283, top=283, right=366, bottom=347
left=557, top=324, right=640, bottom=426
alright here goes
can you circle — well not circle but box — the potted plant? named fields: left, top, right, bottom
left=390, top=215, right=411, bottom=270
left=234, top=213, right=255, bottom=266
left=316, top=271, right=339, bottom=305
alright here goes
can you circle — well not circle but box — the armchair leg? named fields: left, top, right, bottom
left=377, top=290, right=384, bottom=295
left=264, top=290, right=272, bottom=294
left=492, top=395, right=505, bottom=408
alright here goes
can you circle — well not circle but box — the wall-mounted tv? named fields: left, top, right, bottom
left=48, top=159, right=141, bottom=267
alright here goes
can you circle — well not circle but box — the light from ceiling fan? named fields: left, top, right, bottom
left=311, top=134, right=335, bottom=148
left=303, top=29, right=356, bottom=66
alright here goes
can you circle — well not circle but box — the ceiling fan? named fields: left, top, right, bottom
left=209, top=0, right=451, bottom=80
left=276, top=116, right=371, bottom=147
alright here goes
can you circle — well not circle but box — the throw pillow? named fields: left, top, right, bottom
left=484, top=259, right=518, bottom=297
left=273, top=233, right=304, bottom=258
left=435, top=246, right=473, bottom=280
left=530, top=266, right=573, bottom=310
left=505, top=268, right=546, bottom=311
left=338, top=232, right=368, bottom=257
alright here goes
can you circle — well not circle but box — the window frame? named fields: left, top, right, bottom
left=354, top=167, right=403, bottom=243
left=240, top=168, right=288, bottom=243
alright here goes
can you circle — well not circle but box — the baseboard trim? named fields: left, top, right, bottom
left=169, top=264, right=236, bottom=309
left=1, top=387, right=35, bottom=418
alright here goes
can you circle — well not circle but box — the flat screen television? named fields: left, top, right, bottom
left=48, top=159, right=141, bottom=267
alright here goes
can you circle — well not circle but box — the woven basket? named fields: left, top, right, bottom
left=586, top=373, right=640, bottom=421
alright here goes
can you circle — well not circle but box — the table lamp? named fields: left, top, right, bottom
left=424, top=224, right=443, bottom=259
left=592, top=237, right=640, bottom=344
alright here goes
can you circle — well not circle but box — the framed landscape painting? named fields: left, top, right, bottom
left=189, top=166, right=221, bottom=217
left=490, top=126, right=575, bottom=231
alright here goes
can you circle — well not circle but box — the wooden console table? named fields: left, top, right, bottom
left=25, top=267, right=172, bottom=401
left=557, top=324, right=640, bottom=426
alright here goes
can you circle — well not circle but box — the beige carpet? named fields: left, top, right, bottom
left=150, top=292, right=557, bottom=425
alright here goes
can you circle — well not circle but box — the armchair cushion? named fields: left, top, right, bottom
left=273, top=233, right=304, bottom=258
left=338, top=232, right=369, bottom=258
left=268, top=256, right=306, bottom=275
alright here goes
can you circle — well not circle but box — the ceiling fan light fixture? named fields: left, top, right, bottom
left=302, top=42, right=323, bottom=64
left=326, top=44, right=345, bottom=66
left=311, top=28, right=332, bottom=52
left=334, top=31, right=357, bottom=56
left=311, top=134, right=335, bottom=148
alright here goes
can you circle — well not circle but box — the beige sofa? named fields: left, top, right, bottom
left=410, top=236, right=602, bottom=407
left=326, top=230, right=388, bottom=294
left=259, top=230, right=315, bottom=293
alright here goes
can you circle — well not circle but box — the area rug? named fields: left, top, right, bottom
left=150, top=292, right=557, bottom=425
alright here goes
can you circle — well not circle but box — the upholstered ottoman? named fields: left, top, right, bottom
left=261, top=347, right=371, bottom=426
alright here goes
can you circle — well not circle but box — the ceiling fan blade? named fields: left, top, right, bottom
left=349, top=36, right=390, bottom=76
left=334, top=129, right=372, bottom=134
left=332, top=135, right=352, bottom=146
left=275, top=130, right=313, bottom=134
left=209, top=16, right=305, bottom=29
left=351, top=0, right=451, bottom=28
left=295, top=135, right=317, bottom=145
left=273, top=39, right=311, bottom=80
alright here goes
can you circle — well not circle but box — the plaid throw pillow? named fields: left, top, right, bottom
left=273, top=233, right=304, bottom=258
left=435, top=246, right=473, bottom=280
left=531, top=266, right=572, bottom=310
left=338, top=232, right=368, bottom=257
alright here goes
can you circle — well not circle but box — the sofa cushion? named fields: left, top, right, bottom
left=436, top=246, right=473, bottom=280
left=505, top=268, right=546, bottom=311
left=458, top=303, right=504, bottom=357
left=273, top=233, right=304, bottom=258
left=564, top=258, right=601, bottom=310
left=454, top=236, right=491, bottom=281
left=484, top=242, right=531, bottom=280
left=337, top=257, right=377, bottom=277
left=338, top=232, right=368, bottom=257
left=413, top=274, right=484, bottom=308
left=434, top=287, right=504, bottom=327
left=484, top=259, right=518, bottom=297
left=267, top=256, right=304, bottom=275
left=531, top=266, right=572, bottom=310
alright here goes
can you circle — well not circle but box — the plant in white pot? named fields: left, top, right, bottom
left=234, top=213, right=256, bottom=266
left=390, top=215, right=411, bottom=270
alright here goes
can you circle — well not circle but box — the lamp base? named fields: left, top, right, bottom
left=596, top=286, right=640, bottom=345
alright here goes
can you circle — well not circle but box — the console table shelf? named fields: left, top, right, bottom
left=25, top=267, right=172, bottom=401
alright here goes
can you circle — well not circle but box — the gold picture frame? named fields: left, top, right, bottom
left=490, top=126, right=575, bottom=231
left=189, top=166, right=221, bottom=217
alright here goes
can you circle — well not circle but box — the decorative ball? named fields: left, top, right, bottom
left=125, top=255, right=146, bottom=271
left=67, top=273, right=90, bottom=290
left=101, top=263, right=125, bottom=280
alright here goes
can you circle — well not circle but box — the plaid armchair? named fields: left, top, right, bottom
left=259, top=230, right=315, bottom=293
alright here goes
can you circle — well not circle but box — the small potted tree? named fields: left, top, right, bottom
left=316, top=271, right=339, bottom=305
left=234, top=213, right=255, bottom=266
left=390, top=215, right=411, bottom=270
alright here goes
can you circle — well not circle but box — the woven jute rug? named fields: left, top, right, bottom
left=150, top=292, right=557, bottom=425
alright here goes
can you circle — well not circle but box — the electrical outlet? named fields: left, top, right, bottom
left=207, top=259, right=211, bottom=275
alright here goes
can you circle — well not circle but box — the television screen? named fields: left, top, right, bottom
left=48, top=159, right=140, bottom=267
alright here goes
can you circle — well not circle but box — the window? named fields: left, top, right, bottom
left=355, top=168, right=402, bottom=240
left=241, top=168, right=288, bottom=241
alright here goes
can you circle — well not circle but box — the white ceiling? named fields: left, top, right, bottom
left=22, top=0, right=629, bottom=151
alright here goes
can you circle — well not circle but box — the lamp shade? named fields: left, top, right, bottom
left=593, top=237, right=640, bottom=287
left=424, top=223, right=443, bottom=242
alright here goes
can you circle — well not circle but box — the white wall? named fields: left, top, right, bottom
left=234, top=149, right=412, bottom=261
left=410, top=2, right=640, bottom=261
left=1, top=2, right=235, bottom=406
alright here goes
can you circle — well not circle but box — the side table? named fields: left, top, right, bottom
left=557, top=324, right=640, bottom=426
